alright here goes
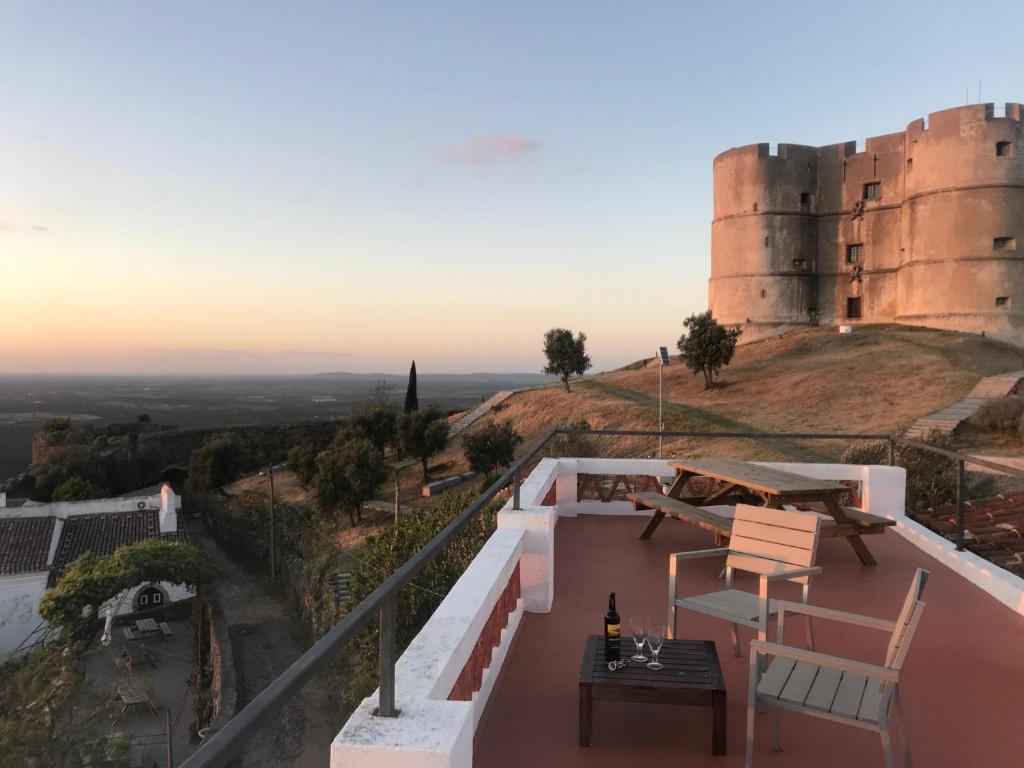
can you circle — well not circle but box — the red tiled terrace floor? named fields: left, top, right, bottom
left=475, top=515, right=1024, bottom=767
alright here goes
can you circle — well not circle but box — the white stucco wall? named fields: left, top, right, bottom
left=0, top=572, right=49, bottom=657
left=332, top=527, right=524, bottom=768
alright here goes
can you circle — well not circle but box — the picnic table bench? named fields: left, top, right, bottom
left=629, top=458, right=894, bottom=565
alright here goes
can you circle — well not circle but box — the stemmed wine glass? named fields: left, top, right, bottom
left=646, top=623, right=666, bottom=670
left=629, top=618, right=647, bottom=662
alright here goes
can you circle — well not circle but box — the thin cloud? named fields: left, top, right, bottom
left=439, top=133, right=541, bottom=166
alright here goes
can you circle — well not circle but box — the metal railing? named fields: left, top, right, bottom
left=898, top=437, right=1024, bottom=550
left=180, top=427, right=1019, bottom=767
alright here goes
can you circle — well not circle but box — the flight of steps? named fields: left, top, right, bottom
left=448, top=390, right=515, bottom=437
left=905, top=370, right=1024, bottom=440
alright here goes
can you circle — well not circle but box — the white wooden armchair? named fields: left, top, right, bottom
left=668, top=504, right=823, bottom=656
left=745, top=568, right=929, bottom=767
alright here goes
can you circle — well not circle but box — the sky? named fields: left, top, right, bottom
left=2, top=1, right=1023, bottom=375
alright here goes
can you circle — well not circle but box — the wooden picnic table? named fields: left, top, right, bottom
left=637, top=458, right=885, bottom=566
left=135, top=617, right=161, bottom=638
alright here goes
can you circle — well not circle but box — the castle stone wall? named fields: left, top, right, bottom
left=710, top=103, right=1024, bottom=345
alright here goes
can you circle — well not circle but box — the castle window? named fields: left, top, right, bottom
left=996, top=296, right=1011, bottom=308
left=846, top=243, right=864, bottom=264
left=994, top=237, right=1017, bottom=251
left=800, top=192, right=811, bottom=213
left=997, top=141, right=1012, bottom=157
left=764, top=236, right=770, bottom=247
left=753, top=202, right=758, bottom=212
left=846, top=296, right=862, bottom=319
left=760, top=289, right=766, bottom=299
left=863, top=182, right=882, bottom=200
left=906, top=158, right=913, bottom=172
left=792, top=259, right=806, bottom=269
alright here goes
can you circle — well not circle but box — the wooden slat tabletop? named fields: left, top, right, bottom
left=580, top=635, right=725, bottom=691
left=669, top=458, right=848, bottom=495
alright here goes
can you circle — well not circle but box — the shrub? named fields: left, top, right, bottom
left=52, top=475, right=107, bottom=501
left=463, top=420, right=522, bottom=476
left=971, top=396, right=1024, bottom=435
left=341, top=493, right=500, bottom=708
left=842, top=431, right=996, bottom=511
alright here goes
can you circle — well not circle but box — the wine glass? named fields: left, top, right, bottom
left=646, top=623, right=666, bottom=670
left=629, top=618, right=647, bottom=662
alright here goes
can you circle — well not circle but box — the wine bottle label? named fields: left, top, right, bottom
left=607, top=623, right=620, bottom=638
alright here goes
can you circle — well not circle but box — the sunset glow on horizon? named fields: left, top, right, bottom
left=3, top=2, right=1021, bottom=374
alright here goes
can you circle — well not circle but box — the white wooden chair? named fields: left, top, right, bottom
left=668, top=504, right=823, bottom=656
left=745, top=568, right=929, bottom=768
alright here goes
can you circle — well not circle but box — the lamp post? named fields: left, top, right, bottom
left=657, top=346, right=670, bottom=458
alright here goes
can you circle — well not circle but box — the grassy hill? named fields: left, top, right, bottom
left=449, top=324, right=1024, bottom=468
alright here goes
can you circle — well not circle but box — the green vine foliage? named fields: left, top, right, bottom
left=39, top=539, right=215, bottom=629
left=341, top=492, right=501, bottom=708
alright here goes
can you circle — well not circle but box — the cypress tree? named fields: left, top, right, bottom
left=404, top=361, right=419, bottom=413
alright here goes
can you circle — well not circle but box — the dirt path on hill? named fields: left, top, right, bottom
left=188, top=519, right=341, bottom=768
left=580, top=380, right=824, bottom=461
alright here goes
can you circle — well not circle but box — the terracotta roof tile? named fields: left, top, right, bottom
left=911, top=492, right=1024, bottom=579
left=0, top=516, right=56, bottom=575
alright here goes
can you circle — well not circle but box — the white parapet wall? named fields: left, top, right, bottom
left=332, top=527, right=525, bottom=768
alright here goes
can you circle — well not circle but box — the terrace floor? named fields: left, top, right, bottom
left=475, top=515, right=1024, bottom=767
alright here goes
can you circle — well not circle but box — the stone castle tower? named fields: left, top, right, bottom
left=709, top=103, right=1024, bottom=346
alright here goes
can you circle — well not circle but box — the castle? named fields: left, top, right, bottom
left=709, top=103, right=1024, bottom=345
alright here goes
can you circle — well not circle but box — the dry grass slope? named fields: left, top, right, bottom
left=452, top=324, right=1024, bottom=465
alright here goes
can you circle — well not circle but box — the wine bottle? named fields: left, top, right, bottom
left=604, top=592, right=621, bottom=662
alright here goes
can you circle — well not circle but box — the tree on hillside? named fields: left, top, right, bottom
left=677, top=311, right=742, bottom=390
left=314, top=437, right=387, bottom=525
left=287, top=441, right=320, bottom=487
left=187, top=433, right=247, bottom=492
left=542, top=328, right=592, bottom=392
left=404, top=361, right=419, bottom=413
left=398, top=406, right=450, bottom=482
left=463, top=420, right=522, bottom=478
left=340, top=397, right=399, bottom=455
left=51, top=475, right=107, bottom=502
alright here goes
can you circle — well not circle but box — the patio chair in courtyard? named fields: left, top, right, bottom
left=668, top=505, right=823, bottom=656
left=745, top=568, right=929, bottom=767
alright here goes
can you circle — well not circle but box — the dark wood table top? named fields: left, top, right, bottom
left=669, top=458, right=848, bottom=496
left=579, top=635, right=725, bottom=691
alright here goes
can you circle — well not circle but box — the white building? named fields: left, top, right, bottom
left=0, top=483, right=193, bottom=657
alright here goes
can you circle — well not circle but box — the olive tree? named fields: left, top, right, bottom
left=677, top=311, right=742, bottom=390
left=542, top=328, right=592, bottom=392
left=314, top=437, right=387, bottom=525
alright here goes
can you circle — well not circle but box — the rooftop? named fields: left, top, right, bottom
left=474, top=513, right=1024, bottom=766
left=912, top=493, right=1024, bottom=577
left=49, top=509, right=186, bottom=586
left=0, top=516, right=56, bottom=575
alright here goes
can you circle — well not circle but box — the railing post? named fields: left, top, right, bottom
left=377, top=594, right=398, bottom=717
left=512, top=469, right=521, bottom=511
left=955, top=459, right=966, bottom=551
left=887, top=438, right=896, bottom=467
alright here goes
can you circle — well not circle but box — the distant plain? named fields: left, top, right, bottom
left=0, top=372, right=555, bottom=479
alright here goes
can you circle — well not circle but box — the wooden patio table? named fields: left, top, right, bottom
left=638, top=458, right=882, bottom=566
left=579, top=634, right=726, bottom=755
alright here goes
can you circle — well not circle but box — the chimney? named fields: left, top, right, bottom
left=159, top=484, right=179, bottom=533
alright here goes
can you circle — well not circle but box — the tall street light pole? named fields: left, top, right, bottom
left=657, top=346, right=670, bottom=458
left=267, top=463, right=277, bottom=579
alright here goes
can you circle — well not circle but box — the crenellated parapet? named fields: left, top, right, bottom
left=709, top=103, right=1024, bottom=346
